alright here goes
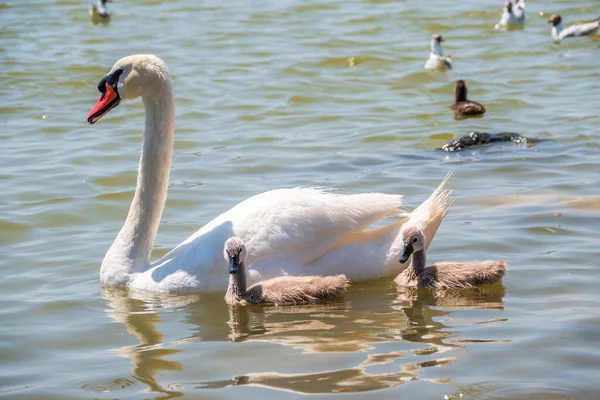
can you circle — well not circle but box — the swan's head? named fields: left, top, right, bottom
left=87, top=54, right=169, bottom=124
left=547, top=14, right=561, bottom=26
left=399, top=226, right=425, bottom=264
left=224, top=237, right=247, bottom=274
left=432, top=33, right=444, bottom=43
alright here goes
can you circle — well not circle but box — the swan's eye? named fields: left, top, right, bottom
left=412, top=237, right=418, bottom=243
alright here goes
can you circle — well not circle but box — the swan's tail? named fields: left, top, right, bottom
left=306, top=174, right=453, bottom=281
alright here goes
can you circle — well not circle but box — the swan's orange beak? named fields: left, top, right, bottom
left=87, top=83, right=120, bottom=124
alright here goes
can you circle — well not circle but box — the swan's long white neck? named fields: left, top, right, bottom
left=431, top=40, right=443, bottom=56
left=100, top=77, right=175, bottom=285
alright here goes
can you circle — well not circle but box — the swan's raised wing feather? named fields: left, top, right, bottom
left=406, top=173, right=453, bottom=250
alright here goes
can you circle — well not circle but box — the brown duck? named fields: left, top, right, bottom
left=449, top=80, right=486, bottom=117
left=224, top=237, right=349, bottom=305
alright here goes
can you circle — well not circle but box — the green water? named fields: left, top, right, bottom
left=1, top=0, right=599, bottom=398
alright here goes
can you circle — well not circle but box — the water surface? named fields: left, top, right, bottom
left=1, top=0, right=599, bottom=398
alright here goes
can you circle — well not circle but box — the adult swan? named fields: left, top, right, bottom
left=87, top=54, right=448, bottom=292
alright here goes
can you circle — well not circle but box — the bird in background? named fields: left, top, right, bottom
left=90, top=0, right=112, bottom=22
left=424, top=34, right=452, bottom=71
left=449, top=80, right=486, bottom=118
left=548, top=14, right=599, bottom=40
left=497, top=0, right=526, bottom=28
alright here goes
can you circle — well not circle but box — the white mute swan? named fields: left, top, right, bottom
left=87, top=54, right=448, bottom=292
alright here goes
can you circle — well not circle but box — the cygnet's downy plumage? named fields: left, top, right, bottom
left=394, top=187, right=506, bottom=289
left=548, top=14, right=599, bottom=40
left=498, top=0, right=525, bottom=28
left=449, top=80, right=486, bottom=117
left=424, top=34, right=452, bottom=70
left=224, top=237, right=349, bottom=305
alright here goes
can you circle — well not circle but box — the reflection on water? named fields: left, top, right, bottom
left=99, top=282, right=507, bottom=396
left=102, top=288, right=191, bottom=399
left=188, top=281, right=508, bottom=394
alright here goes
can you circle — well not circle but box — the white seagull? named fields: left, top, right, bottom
left=498, top=0, right=525, bottom=27
left=424, top=34, right=452, bottom=71
left=548, top=14, right=599, bottom=40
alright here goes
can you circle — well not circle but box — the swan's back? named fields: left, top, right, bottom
left=245, top=275, right=349, bottom=304
left=420, top=260, right=507, bottom=289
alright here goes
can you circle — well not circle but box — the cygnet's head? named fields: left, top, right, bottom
left=548, top=14, right=562, bottom=26
left=87, top=54, right=169, bottom=124
left=224, top=237, right=247, bottom=274
left=432, top=33, right=444, bottom=43
left=399, top=226, right=425, bottom=264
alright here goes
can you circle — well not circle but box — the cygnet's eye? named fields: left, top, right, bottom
left=412, top=237, right=418, bottom=244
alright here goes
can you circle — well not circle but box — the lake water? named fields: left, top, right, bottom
left=2, top=0, right=599, bottom=398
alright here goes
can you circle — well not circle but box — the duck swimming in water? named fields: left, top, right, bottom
left=449, top=80, right=486, bottom=117
left=424, top=34, right=452, bottom=71
left=224, top=237, right=349, bottom=305
left=90, top=0, right=112, bottom=22
left=498, top=0, right=525, bottom=28
left=394, top=185, right=507, bottom=289
left=548, top=14, right=599, bottom=40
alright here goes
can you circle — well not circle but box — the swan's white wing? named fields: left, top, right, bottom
left=223, top=187, right=404, bottom=264
left=405, top=173, right=453, bottom=250
left=145, top=187, right=404, bottom=287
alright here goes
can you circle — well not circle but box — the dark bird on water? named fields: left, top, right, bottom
left=439, top=131, right=536, bottom=152
left=450, top=80, right=486, bottom=117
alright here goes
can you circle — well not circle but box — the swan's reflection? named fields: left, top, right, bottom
left=102, top=287, right=201, bottom=399
left=102, top=280, right=507, bottom=396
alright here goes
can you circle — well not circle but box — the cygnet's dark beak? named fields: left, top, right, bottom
left=399, top=242, right=414, bottom=264
left=229, top=254, right=239, bottom=274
